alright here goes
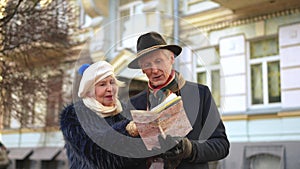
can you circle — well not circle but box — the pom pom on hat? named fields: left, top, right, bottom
left=78, top=63, right=90, bottom=75
left=78, top=61, right=114, bottom=98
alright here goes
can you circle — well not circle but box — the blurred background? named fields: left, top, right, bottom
left=1, top=0, right=300, bottom=168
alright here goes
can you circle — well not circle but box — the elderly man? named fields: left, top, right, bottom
left=126, top=32, right=230, bottom=169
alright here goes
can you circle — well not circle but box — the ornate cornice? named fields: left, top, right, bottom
left=183, top=7, right=300, bottom=33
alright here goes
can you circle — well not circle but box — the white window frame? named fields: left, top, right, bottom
left=78, top=0, right=86, bottom=28
left=195, top=46, right=221, bottom=107
left=196, top=65, right=221, bottom=90
left=247, top=40, right=281, bottom=110
left=182, top=0, right=220, bottom=16
left=117, top=1, right=142, bottom=49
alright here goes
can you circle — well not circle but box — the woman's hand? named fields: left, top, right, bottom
left=126, top=121, right=139, bottom=137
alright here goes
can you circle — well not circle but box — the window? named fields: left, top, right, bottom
left=117, top=1, right=142, bottom=48
left=244, top=145, right=284, bottom=169
left=46, top=75, right=63, bottom=127
left=196, top=47, right=221, bottom=107
left=249, top=154, right=280, bottom=169
left=118, top=8, right=130, bottom=48
left=79, top=1, right=86, bottom=27
left=182, top=0, right=220, bottom=15
left=2, top=73, right=47, bottom=129
left=249, top=37, right=281, bottom=107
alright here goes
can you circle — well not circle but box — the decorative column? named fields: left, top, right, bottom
left=279, top=23, right=300, bottom=109
left=219, top=35, right=247, bottom=113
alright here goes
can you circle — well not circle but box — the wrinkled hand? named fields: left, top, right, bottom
left=157, top=135, right=193, bottom=169
left=125, top=121, right=139, bottom=137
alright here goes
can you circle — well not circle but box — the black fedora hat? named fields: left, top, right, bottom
left=128, top=32, right=182, bottom=69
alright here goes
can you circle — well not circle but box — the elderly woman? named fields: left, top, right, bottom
left=60, top=61, right=142, bottom=169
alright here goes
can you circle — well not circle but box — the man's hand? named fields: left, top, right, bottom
left=162, top=137, right=192, bottom=160
left=156, top=135, right=193, bottom=169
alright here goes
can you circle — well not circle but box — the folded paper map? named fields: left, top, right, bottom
left=131, top=93, right=193, bottom=150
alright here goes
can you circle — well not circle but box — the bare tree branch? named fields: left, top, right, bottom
left=0, top=0, right=80, bottom=128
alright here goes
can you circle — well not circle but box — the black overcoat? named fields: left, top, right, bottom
left=127, top=81, right=230, bottom=169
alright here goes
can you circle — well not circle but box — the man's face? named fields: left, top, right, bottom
left=139, top=49, right=174, bottom=87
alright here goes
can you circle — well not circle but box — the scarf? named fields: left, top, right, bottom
left=82, top=97, right=123, bottom=118
left=148, top=70, right=186, bottom=110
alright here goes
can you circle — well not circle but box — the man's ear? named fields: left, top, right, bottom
left=170, top=54, right=175, bottom=64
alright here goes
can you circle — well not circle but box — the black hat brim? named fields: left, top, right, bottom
left=128, top=45, right=182, bottom=69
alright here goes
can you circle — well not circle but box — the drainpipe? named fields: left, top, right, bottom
left=173, top=0, right=180, bottom=70
left=108, top=0, right=118, bottom=60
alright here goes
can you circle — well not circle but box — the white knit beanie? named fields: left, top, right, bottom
left=78, top=61, right=114, bottom=98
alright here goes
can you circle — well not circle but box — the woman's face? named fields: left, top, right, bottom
left=95, top=76, right=118, bottom=106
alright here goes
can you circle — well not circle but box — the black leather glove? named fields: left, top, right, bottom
left=162, top=137, right=192, bottom=160
left=158, top=135, right=181, bottom=151
left=157, top=135, right=193, bottom=169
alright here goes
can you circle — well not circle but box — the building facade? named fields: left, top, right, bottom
left=1, top=0, right=300, bottom=169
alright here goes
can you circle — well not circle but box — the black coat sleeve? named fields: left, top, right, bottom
left=183, top=84, right=230, bottom=163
